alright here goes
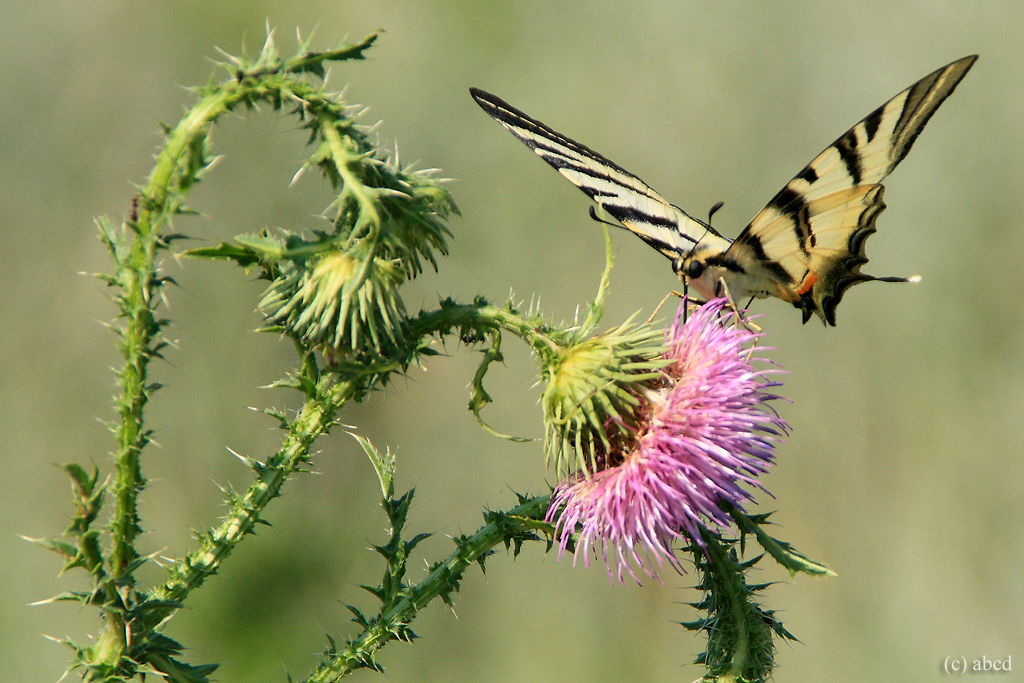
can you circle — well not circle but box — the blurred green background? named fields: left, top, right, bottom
left=2, top=2, right=1021, bottom=681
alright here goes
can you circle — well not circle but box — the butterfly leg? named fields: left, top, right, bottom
left=646, top=290, right=690, bottom=324
left=716, top=277, right=762, bottom=334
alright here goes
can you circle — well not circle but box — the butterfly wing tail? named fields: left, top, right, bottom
left=798, top=185, right=890, bottom=325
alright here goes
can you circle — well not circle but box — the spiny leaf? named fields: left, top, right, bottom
left=31, top=590, right=97, bottom=606
left=178, top=242, right=262, bottom=268
left=728, top=506, right=835, bottom=577
left=22, top=535, right=79, bottom=560
left=404, top=532, right=432, bottom=554
left=285, top=32, right=380, bottom=77
left=352, top=433, right=395, bottom=500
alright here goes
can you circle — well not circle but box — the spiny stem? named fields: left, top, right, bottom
left=405, top=301, right=567, bottom=361
left=109, top=33, right=379, bottom=587
left=109, top=271, right=154, bottom=583
left=146, top=376, right=354, bottom=625
left=92, top=33, right=381, bottom=679
left=141, top=302, right=558, bottom=632
left=306, top=494, right=551, bottom=682
left=703, top=535, right=749, bottom=682
left=109, top=73, right=243, bottom=590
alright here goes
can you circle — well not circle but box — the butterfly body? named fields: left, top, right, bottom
left=674, top=241, right=767, bottom=303
left=471, top=55, right=976, bottom=325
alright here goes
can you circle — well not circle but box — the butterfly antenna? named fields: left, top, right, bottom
left=588, top=205, right=620, bottom=228
left=693, top=201, right=728, bottom=260
left=683, top=224, right=708, bottom=264
left=680, top=201, right=726, bottom=263
left=681, top=202, right=725, bottom=267
left=707, top=200, right=724, bottom=226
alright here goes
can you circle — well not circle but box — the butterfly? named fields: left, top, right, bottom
left=470, top=55, right=976, bottom=325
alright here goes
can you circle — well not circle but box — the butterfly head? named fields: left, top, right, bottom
left=674, top=250, right=723, bottom=302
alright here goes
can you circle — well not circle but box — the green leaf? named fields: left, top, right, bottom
left=728, top=507, right=835, bottom=577
left=285, top=32, right=380, bottom=77
left=346, top=604, right=371, bottom=628
left=22, top=535, right=78, bottom=560
left=234, top=232, right=289, bottom=259
left=31, top=590, right=96, bottom=606
left=352, top=433, right=394, bottom=500
left=137, top=598, right=185, bottom=612
left=178, top=242, right=262, bottom=268
left=262, top=407, right=290, bottom=429
left=64, top=463, right=99, bottom=493
left=404, top=532, right=432, bottom=554
left=467, top=329, right=532, bottom=443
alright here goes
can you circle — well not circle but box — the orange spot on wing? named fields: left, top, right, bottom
left=795, top=272, right=818, bottom=296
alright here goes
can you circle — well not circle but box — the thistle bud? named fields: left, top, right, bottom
left=259, top=245, right=406, bottom=356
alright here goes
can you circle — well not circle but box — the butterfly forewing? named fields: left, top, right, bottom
left=731, top=55, right=976, bottom=324
left=469, top=88, right=726, bottom=260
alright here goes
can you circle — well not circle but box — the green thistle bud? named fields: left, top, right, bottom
left=259, top=245, right=406, bottom=356
left=541, top=317, right=666, bottom=476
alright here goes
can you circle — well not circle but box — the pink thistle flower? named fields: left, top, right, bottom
left=546, top=298, right=788, bottom=583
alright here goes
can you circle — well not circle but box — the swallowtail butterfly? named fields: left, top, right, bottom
left=470, top=56, right=976, bottom=325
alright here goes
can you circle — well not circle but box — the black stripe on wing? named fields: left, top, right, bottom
left=889, top=55, right=978, bottom=167
left=470, top=87, right=715, bottom=255
left=470, top=88, right=655, bottom=196
left=752, top=55, right=977, bottom=221
left=729, top=56, right=975, bottom=325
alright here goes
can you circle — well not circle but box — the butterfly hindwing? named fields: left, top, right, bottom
left=469, top=88, right=727, bottom=261
left=730, top=55, right=977, bottom=324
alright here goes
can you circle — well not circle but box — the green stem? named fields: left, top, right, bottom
left=703, top=535, right=748, bottom=683
left=307, top=495, right=551, bottom=682
left=108, top=270, right=152, bottom=584
left=109, top=80, right=252, bottom=589
left=79, top=32, right=409, bottom=680
left=137, top=303, right=558, bottom=636
left=108, top=35, right=378, bottom=614
left=405, top=301, right=566, bottom=361
left=145, top=375, right=354, bottom=626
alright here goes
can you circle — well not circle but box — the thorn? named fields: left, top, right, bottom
left=31, top=596, right=64, bottom=606
left=290, top=165, right=308, bottom=186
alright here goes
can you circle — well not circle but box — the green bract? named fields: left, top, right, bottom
left=541, top=317, right=666, bottom=476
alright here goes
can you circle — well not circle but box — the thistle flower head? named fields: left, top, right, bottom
left=547, top=299, right=788, bottom=582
